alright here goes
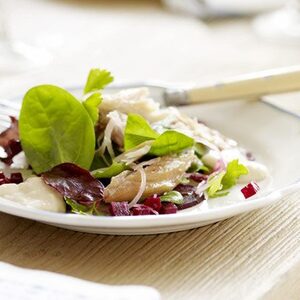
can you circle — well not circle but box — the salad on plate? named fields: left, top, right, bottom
left=0, top=69, right=269, bottom=217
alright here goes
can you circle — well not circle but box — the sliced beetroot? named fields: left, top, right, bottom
left=189, top=173, right=208, bottom=182
left=9, top=172, right=23, bottom=184
left=0, top=172, right=23, bottom=185
left=174, top=184, right=205, bottom=210
left=0, top=117, right=22, bottom=165
left=241, top=181, right=260, bottom=199
left=143, top=196, right=162, bottom=212
left=177, top=192, right=204, bottom=210
left=131, top=204, right=158, bottom=216
left=246, top=151, right=255, bottom=161
left=41, top=163, right=104, bottom=206
left=174, top=184, right=195, bottom=194
left=160, top=202, right=177, bottom=214
left=109, top=202, right=130, bottom=216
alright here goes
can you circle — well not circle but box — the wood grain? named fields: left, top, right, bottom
left=0, top=191, right=299, bottom=300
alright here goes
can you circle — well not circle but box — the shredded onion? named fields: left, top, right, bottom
left=115, top=141, right=152, bottom=165
left=128, top=166, right=147, bottom=208
left=99, top=118, right=115, bottom=160
left=196, top=180, right=209, bottom=196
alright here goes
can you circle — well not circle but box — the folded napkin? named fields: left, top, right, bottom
left=0, top=262, right=160, bottom=300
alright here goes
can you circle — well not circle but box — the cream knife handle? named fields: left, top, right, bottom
left=165, top=65, right=300, bottom=105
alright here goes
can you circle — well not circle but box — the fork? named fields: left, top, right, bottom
left=1, top=64, right=300, bottom=123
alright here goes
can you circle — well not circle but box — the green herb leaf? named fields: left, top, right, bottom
left=124, top=114, right=159, bottom=151
left=160, top=191, right=184, bottom=205
left=149, top=130, right=194, bottom=156
left=19, top=85, right=95, bottom=174
left=222, top=159, right=248, bottom=190
left=82, top=93, right=102, bottom=125
left=84, top=69, right=114, bottom=94
left=92, top=161, right=129, bottom=178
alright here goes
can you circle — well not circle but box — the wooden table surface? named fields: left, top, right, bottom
left=0, top=1, right=299, bottom=299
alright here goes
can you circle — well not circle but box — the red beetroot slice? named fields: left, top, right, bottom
left=174, top=184, right=205, bottom=210
left=109, top=202, right=130, bottom=216
left=160, top=202, right=178, bottom=214
left=41, top=163, right=104, bottom=206
left=0, top=172, right=23, bottom=185
left=143, top=196, right=162, bottom=212
left=0, top=117, right=22, bottom=165
left=131, top=204, right=158, bottom=216
left=241, top=181, right=260, bottom=199
left=9, top=172, right=23, bottom=184
left=177, top=193, right=204, bottom=210
left=174, top=184, right=195, bottom=195
left=189, top=173, right=208, bottom=182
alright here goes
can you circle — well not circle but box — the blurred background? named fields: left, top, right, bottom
left=0, top=0, right=300, bottom=112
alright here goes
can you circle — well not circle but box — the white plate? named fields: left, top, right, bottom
left=0, top=86, right=299, bottom=235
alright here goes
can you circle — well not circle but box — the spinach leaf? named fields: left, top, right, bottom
left=149, top=130, right=194, bottom=156
left=92, top=161, right=129, bottom=178
left=84, top=69, right=114, bottom=94
left=82, top=93, right=102, bottom=125
left=19, top=85, right=95, bottom=174
left=124, top=114, right=194, bottom=156
left=124, top=113, right=159, bottom=151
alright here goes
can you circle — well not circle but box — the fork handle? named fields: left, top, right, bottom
left=165, top=65, right=300, bottom=105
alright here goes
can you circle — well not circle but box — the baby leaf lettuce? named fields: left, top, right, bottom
left=124, top=114, right=194, bottom=155
left=19, top=85, right=95, bottom=174
left=207, top=171, right=226, bottom=198
left=207, top=159, right=249, bottom=197
left=149, top=130, right=194, bottom=156
left=221, top=159, right=248, bottom=190
left=84, top=69, right=114, bottom=94
left=124, top=114, right=159, bottom=151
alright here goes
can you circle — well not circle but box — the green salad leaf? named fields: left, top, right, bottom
left=207, top=171, right=226, bottom=198
left=221, top=159, right=249, bottom=190
left=19, top=85, right=95, bottom=174
left=84, top=68, right=114, bottom=94
left=149, top=130, right=194, bottom=156
left=124, top=114, right=194, bottom=156
left=207, top=159, right=249, bottom=198
left=65, top=198, right=106, bottom=216
left=82, top=93, right=102, bottom=125
left=194, top=143, right=207, bottom=158
left=160, top=191, right=184, bottom=205
left=92, top=161, right=129, bottom=178
left=124, top=113, right=159, bottom=150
